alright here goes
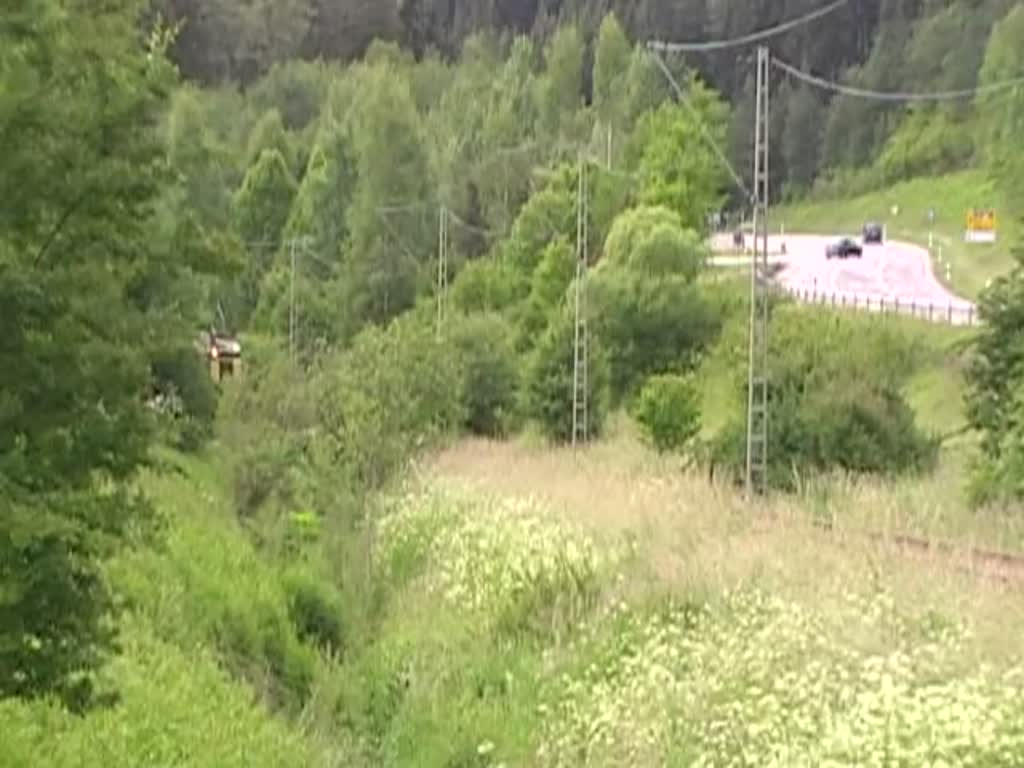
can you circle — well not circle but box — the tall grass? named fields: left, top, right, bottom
left=0, top=620, right=323, bottom=768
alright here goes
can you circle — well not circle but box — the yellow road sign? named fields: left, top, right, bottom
left=966, top=208, right=997, bottom=232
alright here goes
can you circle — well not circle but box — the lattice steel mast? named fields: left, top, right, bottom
left=572, top=155, right=590, bottom=448
left=745, top=46, right=771, bottom=496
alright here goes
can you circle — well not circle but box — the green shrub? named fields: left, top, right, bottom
left=313, top=309, right=464, bottom=493
left=524, top=307, right=610, bottom=443
left=603, top=206, right=683, bottom=267
left=591, top=270, right=722, bottom=402
left=217, top=339, right=317, bottom=520
left=711, top=306, right=938, bottom=489
left=633, top=374, right=701, bottom=454
left=450, top=312, right=521, bottom=437
left=282, top=567, right=347, bottom=656
left=450, top=258, right=522, bottom=315
left=150, top=343, right=219, bottom=452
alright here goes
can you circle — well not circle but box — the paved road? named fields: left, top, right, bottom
left=709, top=234, right=979, bottom=326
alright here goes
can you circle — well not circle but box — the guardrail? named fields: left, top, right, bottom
left=778, top=283, right=981, bottom=327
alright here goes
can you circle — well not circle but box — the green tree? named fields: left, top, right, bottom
left=342, top=61, right=434, bottom=335
left=525, top=306, right=610, bottom=444
left=451, top=312, right=521, bottom=436
left=245, top=108, right=294, bottom=171
left=965, top=228, right=1024, bottom=503
left=634, top=95, right=729, bottom=232
left=602, top=205, right=705, bottom=279
left=590, top=270, right=720, bottom=402
left=781, top=86, right=824, bottom=193
left=231, top=149, right=298, bottom=325
left=977, top=6, right=1024, bottom=210
left=166, top=87, right=237, bottom=229
left=0, top=0, right=175, bottom=708
left=633, top=374, right=701, bottom=454
left=536, top=25, right=585, bottom=144
left=593, top=13, right=632, bottom=166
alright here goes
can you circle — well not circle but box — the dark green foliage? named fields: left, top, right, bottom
left=591, top=207, right=719, bottom=403
left=283, top=567, right=347, bottom=655
left=525, top=307, right=610, bottom=443
left=231, top=149, right=299, bottom=325
left=517, top=237, right=577, bottom=350
left=633, top=374, right=701, bottom=454
left=450, top=258, right=522, bottom=315
left=711, top=308, right=938, bottom=490
left=246, top=109, right=295, bottom=173
left=150, top=343, right=219, bottom=451
left=217, top=339, right=318, bottom=521
left=313, top=308, right=465, bottom=493
left=591, top=271, right=721, bottom=403
left=633, top=97, right=729, bottom=232
left=965, top=228, right=1024, bottom=504
left=450, top=313, right=521, bottom=437
left=0, top=0, right=174, bottom=708
left=246, top=60, right=333, bottom=131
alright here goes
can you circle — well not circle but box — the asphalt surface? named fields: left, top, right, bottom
left=709, top=233, right=979, bottom=326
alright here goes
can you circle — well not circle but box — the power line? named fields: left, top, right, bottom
left=446, top=209, right=501, bottom=239
left=647, top=0, right=850, bottom=53
left=649, top=51, right=752, bottom=199
left=773, top=56, right=1024, bottom=102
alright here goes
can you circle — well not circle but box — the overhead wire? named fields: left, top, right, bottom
left=772, top=56, right=1024, bottom=102
left=648, top=51, right=752, bottom=200
left=647, top=0, right=850, bottom=53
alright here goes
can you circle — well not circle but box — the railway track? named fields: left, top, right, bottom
left=817, top=521, right=1024, bottom=586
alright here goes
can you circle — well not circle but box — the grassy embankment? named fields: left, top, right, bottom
left=776, top=170, right=1017, bottom=301
left=6, top=424, right=1024, bottom=765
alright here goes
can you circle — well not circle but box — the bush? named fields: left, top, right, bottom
left=633, top=374, right=701, bottom=454
left=590, top=270, right=722, bottom=403
left=450, top=258, right=523, bottom=315
left=524, top=307, right=610, bottom=443
left=965, top=250, right=1024, bottom=505
left=150, top=343, right=219, bottom=452
left=312, top=308, right=464, bottom=493
left=217, top=338, right=317, bottom=521
left=450, top=312, right=521, bottom=437
left=710, top=306, right=938, bottom=490
left=283, top=567, right=347, bottom=656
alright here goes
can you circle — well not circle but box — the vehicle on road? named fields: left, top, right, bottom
left=825, top=237, right=863, bottom=260
left=863, top=222, right=884, bottom=244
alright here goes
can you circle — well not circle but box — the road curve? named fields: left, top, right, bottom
left=709, top=233, right=979, bottom=325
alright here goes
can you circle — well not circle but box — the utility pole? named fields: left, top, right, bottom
left=436, top=205, right=449, bottom=341
left=572, top=155, right=590, bottom=449
left=745, top=46, right=771, bottom=497
left=288, top=237, right=297, bottom=364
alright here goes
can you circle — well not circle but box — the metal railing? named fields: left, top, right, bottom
left=779, top=283, right=981, bottom=327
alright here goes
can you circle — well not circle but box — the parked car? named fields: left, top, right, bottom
left=863, top=222, right=884, bottom=244
left=826, top=237, right=863, bottom=259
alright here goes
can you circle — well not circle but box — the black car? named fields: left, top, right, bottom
left=826, top=238, right=863, bottom=259
left=863, top=222, right=884, bottom=244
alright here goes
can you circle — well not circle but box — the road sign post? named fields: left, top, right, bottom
left=965, top=208, right=997, bottom=244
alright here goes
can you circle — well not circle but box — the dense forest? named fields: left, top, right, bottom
left=151, top=0, right=1022, bottom=198
left=4, top=0, right=1024, bottom=764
